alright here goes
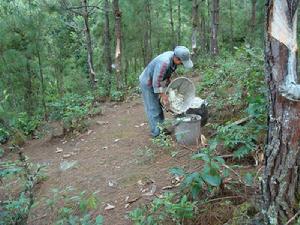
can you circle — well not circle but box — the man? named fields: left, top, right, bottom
left=139, top=46, right=193, bottom=137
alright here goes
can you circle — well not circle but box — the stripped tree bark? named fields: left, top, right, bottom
left=61, top=0, right=98, bottom=89
left=210, top=0, right=219, bottom=56
left=192, top=0, right=200, bottom=55
left=113, top=0, right=122, bottom=90
left=263, top=0, right=300, bottom=224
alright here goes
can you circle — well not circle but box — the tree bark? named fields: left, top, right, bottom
left=113, top=0, right=122, bottom=90
left=177, top=0, right=181, bottom=45
left=81, top=0, right=96, bottom=89
left=36, top=45, right=48, bottom=121
left=192, top=0, right=200, bottom=55
left=263, top=1, right=300, bottom=224
left=143, top=0, right=152, bottom=66
left=103, top=0, right=113, bottom=94
left=168, top=0, right=176, bottom=48
left=210, top=0, right=219, bottom=56
left=250, top=0, right=256, bottom=32
left=229, top=0, right=234, bottom=51
left=25, top=60, right=34, bottom=117
left=199, top=0, right=206, bottom=52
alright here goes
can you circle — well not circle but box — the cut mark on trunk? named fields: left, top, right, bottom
left=270, top=0, right=300, bottom=101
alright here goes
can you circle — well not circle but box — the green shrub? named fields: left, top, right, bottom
left=49, top=93, right=94, bottom=132
left=45, top=187, right=103, bottom=225
left=129, top=192, right=195, bottom=225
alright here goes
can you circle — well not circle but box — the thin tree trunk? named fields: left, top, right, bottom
left=229, top=0, right=234, bottom=51
left=250, top=0, right=256, bottom=44
left=263, top=0, right=300, bottom=224
left=177, top=0, right=181, bottom=45
left=81, top=0, right=96, bottom=89
left=206, top=0, right=211, bottom=51
left=113, top=0, right=122, bottom=90
left=54, top=62, right=64, bottom=97
left=192, top=0, right=200, bottom=56
left=36, top=45, right=48, bottom=121
left=199, top=0, right=206, bottom=52
left=25, top=60, right=34, bottom=117
left=103, top=0, right=113, bottom=94
left=143, top=0, right=152, bottom=66
left=168, top=0, right=175, bottom=48
left=210, top=0, right=219, bottom=56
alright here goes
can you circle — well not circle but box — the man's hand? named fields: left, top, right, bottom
left=159, top=93, right=169, bottom=107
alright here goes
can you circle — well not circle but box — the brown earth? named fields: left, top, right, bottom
left=23, top=96, right=201, bottom=225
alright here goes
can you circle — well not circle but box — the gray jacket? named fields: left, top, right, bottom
left=139, top=51, right=177, bottom=93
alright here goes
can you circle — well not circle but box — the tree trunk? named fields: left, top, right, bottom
left=192, top=0, right=200, bottom=56
left=263, top=0, right=300, bottom=224
left=143, top=0, right=152, bottom=66
left=199, top=0, right=206, bottom=52
left=250, top=0, right=256, bottom=32
left=113, top=0, right=122, bottom=90
left=25, top=60, right=34, bottom=117
left=36, top=45, right=48, bottom=121
left=103, top=0, right=113, bottom=94
left=81, top=0, right=96, bottom=89
left=177, top=0, right=181, bottom=45
left=210, top=0, right=219, bottom=56
left=229, top=0, right=234, bottom=51
left=168, top=0, right=175, bottom=48
left=249, top=0, right=256, bottom=45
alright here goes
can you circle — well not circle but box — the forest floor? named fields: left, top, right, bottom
left=24, top=94, right=202, bottom=225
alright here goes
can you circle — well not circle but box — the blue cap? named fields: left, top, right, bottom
left=174, top=46, right=193, bottom=69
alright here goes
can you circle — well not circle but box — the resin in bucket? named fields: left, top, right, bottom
left=165, top=77, right=195, bottom=114
left=174, top=114, right=201, bottom=146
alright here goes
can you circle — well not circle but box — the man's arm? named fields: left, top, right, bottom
left=153, top=62, right=169, bottom=106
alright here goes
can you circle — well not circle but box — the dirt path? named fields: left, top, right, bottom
left=24, top=96, right=197, bottom=225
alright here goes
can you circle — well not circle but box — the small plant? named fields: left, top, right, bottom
left=152, top=123, right=173, bottom=149
left=110, top=90, right=125, bottom=102
left=170, top=142, right=228, bottom=199
left=135, top=146, right=155, bottom=164
left=129, top=192, right=196, bottom=225
left=0, top=152, right=47, bottom=225
left=44, top=187, right=103, bottom=225
left=49, top=93, right=94, bottom=132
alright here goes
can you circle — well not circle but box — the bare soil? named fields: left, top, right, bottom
left=23, top=96, right=200, bottom=225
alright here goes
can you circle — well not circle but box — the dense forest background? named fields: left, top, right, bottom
left=0, top=0, right=266, bottom=141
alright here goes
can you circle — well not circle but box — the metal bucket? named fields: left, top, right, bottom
left=174, top=114, right=201, bottom=146
left=165, top=77, right=195, bottom=114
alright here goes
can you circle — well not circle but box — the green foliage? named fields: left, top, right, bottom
left=129, top=192, right=195, bottom=225
left=110, top=90, right=125, bottom=102
left=0, top=154, right=47, bottom=225
left=135, top=146, right=155, bottom=164
left=49, top=93, right=94, bottom=132
left=45, top=187, right=103, bottom=225
left=197, top=46, right=267, bottom=158
left=170, top=146, right=227, bottom=200
left=152, top=123, right=173, bottom=149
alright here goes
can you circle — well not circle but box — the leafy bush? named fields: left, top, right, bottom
left=170, top=144, right=228, bottom=199
left=110, top=90, right=125, bottom=102
left=13, top=112, right=41, bottom=136
left=196, top=46, right=267, bottom=158
left=49, top=93, right=94, bottom=132
left=44, top=187, right=103, bottom=225
left=0, top=153, right=46, bottom=225
left=129, top=192, right=195, bottom=225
